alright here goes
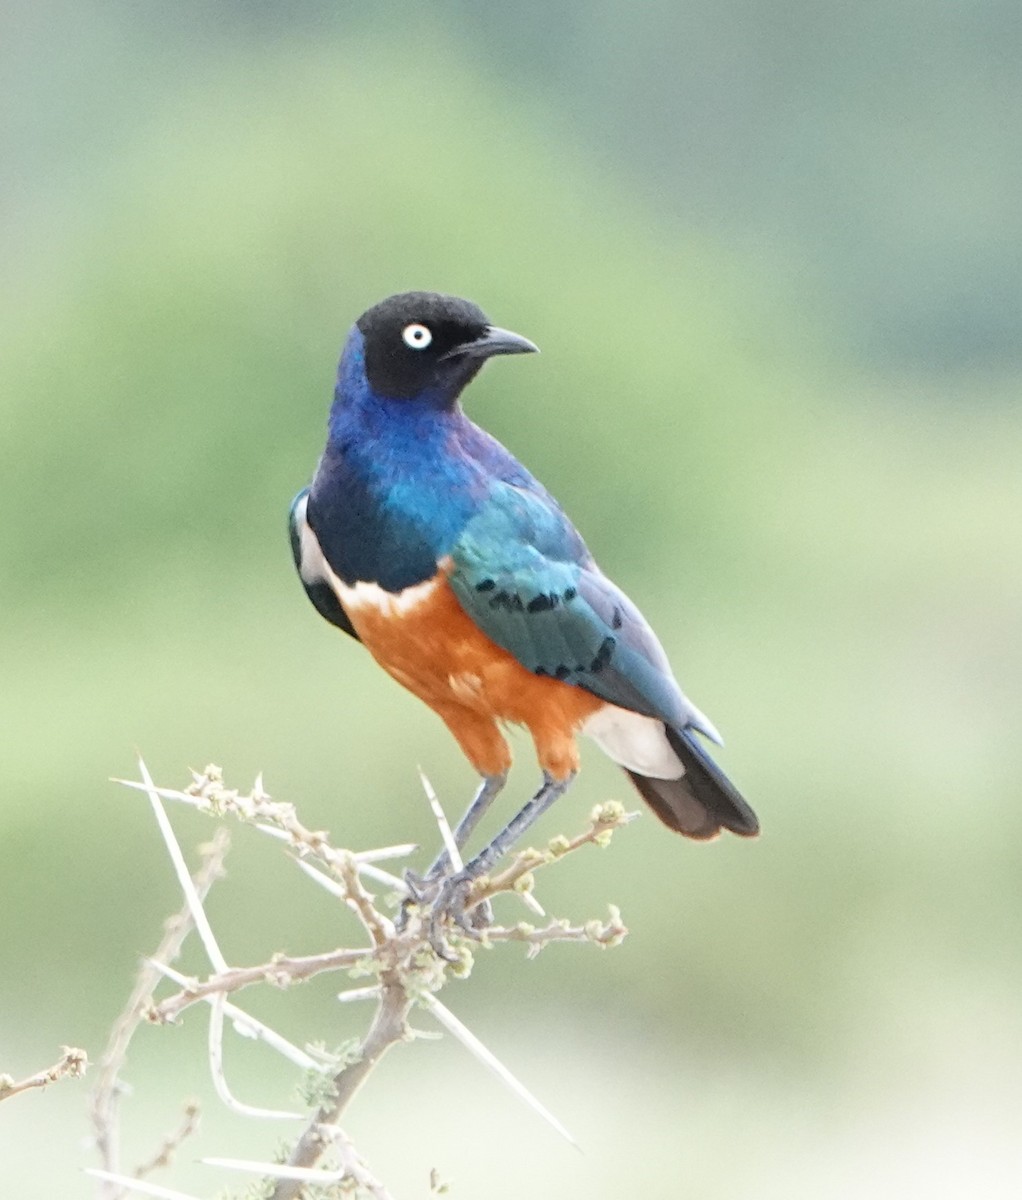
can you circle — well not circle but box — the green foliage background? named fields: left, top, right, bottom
left=2, top=7, right=1020, bottom=1198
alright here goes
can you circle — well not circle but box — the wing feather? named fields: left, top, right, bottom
left=448, top=483, right=700, bottom=726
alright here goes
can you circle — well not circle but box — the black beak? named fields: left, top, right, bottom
left=441, top=325, right=540, bottom=362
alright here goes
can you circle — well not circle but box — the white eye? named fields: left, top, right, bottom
left=402, top=323, right=432, bottom=350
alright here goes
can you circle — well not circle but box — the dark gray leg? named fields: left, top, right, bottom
left=428, top=771, right=577, bottom=956
left=399, top=773, right=508, bottom=928
left=426, top=771, right=509, bottom=879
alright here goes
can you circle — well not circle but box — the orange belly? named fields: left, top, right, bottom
left=342, top=573, right=602, bottom=780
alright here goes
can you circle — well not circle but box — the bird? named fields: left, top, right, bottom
left=290, top=291, right=758, bottom=940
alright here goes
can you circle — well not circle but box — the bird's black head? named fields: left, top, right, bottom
left=354, top=291, right=538, bottom=402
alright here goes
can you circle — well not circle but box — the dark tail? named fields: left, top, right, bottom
left=624, top=725, right=759, bottom=841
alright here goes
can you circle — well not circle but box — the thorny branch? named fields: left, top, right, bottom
left=89, top=826, right=229, bottom=1199
left=0, top=1046, right=88, bottom=1104
left=133, top=1101, right=201, bottom=1182
left=146, top=947, right=368, bottom=1024
left=92, top=763, right=634, bottom=1200
left=325, top=1126, right=397, bottom=1200
left=268, top=969, right=414, bottom=1200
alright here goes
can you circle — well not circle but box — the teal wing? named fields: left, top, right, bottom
left=448, top=483, right=713, bottom=734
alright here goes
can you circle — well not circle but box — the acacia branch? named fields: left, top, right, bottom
left=133, top=1101, right=200, bottom=1181
left=268, top=968, right=414, bottom=1200
left=485, top=908, right=628, bottom=956
left=475, top=800, right=638, bottom=904
left=89, top=826, right=230, bottom=1197
left=0, top=1046, right=88, bottom=1104
left=146, top=946, right=368, bottom=1023
left=323, top=1125, right=398, bottom=1200
left=100, top=766, right=634, bottom=1199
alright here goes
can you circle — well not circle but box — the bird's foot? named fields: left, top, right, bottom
left=403, top=867, right=442, bottom=905
left=426, top=872, right=493, bottom=961
left=396, top=867, right=493, bottom=953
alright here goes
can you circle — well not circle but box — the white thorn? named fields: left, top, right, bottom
left=357, top=862, right=408, bottom=893
left=293, top=857, right=346, bottom=898
left=417, top=767, right=463, bottom=871
left=84, top=1170, right=204, bottom=1200
left=420, top=994, right=578, bottom=1148
left=294, top=854, right=408, bottom=899
left=147, top=960, right=320, bottom=1071
left=254, top=820, right=416, bottom=868
left=253, top=822, right=291, bottom=843
left=337, top=985, right=382, bottom=1004
left=114, top=777, right=207, bottom=809
left=136, top=757, right=228, bottom=973
left=201, top=1157, right=346, bottom=1183
left=207, top=994, right=303, bottom=1120
left=353, top=842, right=419, bottom=863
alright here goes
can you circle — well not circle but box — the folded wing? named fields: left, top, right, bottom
left=448, top=482, right=758, bottom=840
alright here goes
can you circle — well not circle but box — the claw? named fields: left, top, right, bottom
left=425, top=872, right=495, bottom=959
left=403, top=868, right=442, bottom=904
left=470, top=897, right=494, bottom=930
left=397, top=866, right=444, bottom=932
left=428, top=920, right=460, bottom=961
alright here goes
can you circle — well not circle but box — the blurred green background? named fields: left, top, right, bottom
left=3, top=3, right=1021, bottom=1197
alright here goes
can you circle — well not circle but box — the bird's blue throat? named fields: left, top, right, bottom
left=308, top=328, right=488, bottom=591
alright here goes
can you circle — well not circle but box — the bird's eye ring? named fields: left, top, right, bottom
left=402, top=323, right=432, bottom=350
